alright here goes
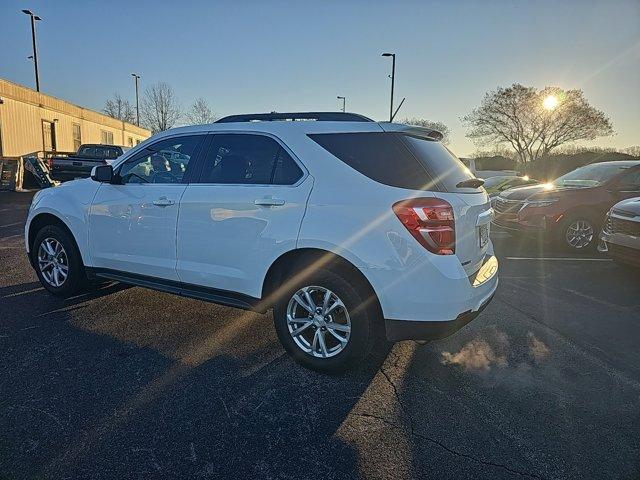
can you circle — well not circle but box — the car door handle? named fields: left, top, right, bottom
left=152, top=197, right=175, bottom=207
left=254, top=198, right=285, bottom=207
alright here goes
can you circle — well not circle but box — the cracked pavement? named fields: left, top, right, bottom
left=1, top=191, right=639, bottom=479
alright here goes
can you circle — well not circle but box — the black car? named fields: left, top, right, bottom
left=48, top=144, right=129, bottom=182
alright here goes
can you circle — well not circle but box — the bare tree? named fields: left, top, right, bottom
left=462, top=84, right=614, bottom=164
left=141, top=82, right=182, bottom=133
left=401, top=118, right=451, bottom=145
left=104, top=93, right=136, bottom=124
left=185, top=97, right=216, bottom=125
left=623, top=146, right=640, bottom=158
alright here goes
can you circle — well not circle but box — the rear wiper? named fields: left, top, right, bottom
left=456, top=178, right=485, bottom=188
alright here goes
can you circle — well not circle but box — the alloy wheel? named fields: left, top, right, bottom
left=286, top=286, right=351, bottom=358
left=565, top=220, right=594, bottom=249
left=37, top=237, right=69, bottom=287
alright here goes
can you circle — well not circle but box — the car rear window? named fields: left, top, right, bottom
left=398, top=135, right=479, bottom=192
left=308, top=132, right=478, bottom=192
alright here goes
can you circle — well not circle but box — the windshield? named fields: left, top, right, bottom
left=554, top=163, right=630, bottom=188
left=483, top=176, right=512, bottom=188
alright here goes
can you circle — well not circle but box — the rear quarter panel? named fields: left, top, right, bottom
left=293, top=135, right=475, bottom=321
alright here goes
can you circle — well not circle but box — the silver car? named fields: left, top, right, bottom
left=599, top=197, right=640, bottom=267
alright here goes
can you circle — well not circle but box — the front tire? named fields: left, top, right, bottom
left=32, top=225, right=86, bottom=297
left=273, top=268, right=377, bottom=373
left=558, top=217, right=598, bottom=252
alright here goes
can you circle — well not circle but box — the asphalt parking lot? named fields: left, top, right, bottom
left=1, top=190, right=639, bottom=480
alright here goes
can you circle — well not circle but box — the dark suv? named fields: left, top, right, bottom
left=493, top=161, right=640, bottom=251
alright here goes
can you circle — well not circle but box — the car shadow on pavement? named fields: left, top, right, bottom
left=0, top=279, right=393, bottom=479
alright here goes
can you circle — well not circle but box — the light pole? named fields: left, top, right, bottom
left=382, top=52, right=395, bottom=122
left=22, top=9, right=42, bottom=92
left=131, top=73, right=141, bottom=126
left=337, top=96, right=346, bottom=112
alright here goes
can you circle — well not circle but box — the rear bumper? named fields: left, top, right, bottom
left=385, top=292, right=494, bottom=342
left=374, top=253, right=499, bottom=342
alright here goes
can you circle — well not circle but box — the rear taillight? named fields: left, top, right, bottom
left=392, top=198, right=455, bottom=255
left=46, top=158, right=53, bottom=170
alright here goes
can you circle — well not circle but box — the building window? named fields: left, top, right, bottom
left=100, top=130, right=114, bottom=144
left=72, top=123, right=82, bottom=151
left=127, top=136, right=134, bottom=147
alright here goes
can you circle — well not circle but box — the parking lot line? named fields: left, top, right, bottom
left=505, top=257, right=612, bottom=261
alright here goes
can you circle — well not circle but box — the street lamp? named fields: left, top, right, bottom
left=381, top=52, right=395, bottom=122
left=131, top=73, right=141, bottom=126
left=22, top=9, right=42, bottom=92
left=337, top=96, right=346, bottom=113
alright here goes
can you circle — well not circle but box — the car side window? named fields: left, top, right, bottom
left=272, top=148, right=304, bottom=185
left=118, top=135, right=203, bottom=185
left=199, top=134, right=302, bottom=185
left=617, top=169, right=640, bottom=190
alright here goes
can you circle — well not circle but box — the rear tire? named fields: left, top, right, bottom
left=32, top=225, right=86, bottom=297
left=273, top=267, right=378, bottom=373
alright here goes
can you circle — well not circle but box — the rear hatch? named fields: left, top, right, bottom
left=309, top=124, right=493, bottom=276
left=392, top=130, right=492, bottom=276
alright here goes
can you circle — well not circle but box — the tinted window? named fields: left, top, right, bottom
left=483, top=176, right=512, bottom=188
left=118, top=135, right=202, bottom=184
left=308, top=132, right=435, bottom=190
left=554, top=163, right=636, bottom=188
left=199, top=134, right=301, bottom=185
left=273, top=148, right=304, bottom=184
left=103, top=147, right=119, bottom=159
left=618, top=168, right=640, bottom=189
left=399, top=135, right=478, bottom=192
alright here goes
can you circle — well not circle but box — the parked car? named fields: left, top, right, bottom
left=25, top=112, right=498, bottom=372
left=493, top=161, right=640, bottom=251
left=599, top=197, right=640, bottom=267
left=483, top=175, right=539, bottom=206
left=48, top=144, right=129, bottom=182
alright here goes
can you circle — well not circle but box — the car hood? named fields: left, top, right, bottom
left=611, top=196, right=640, bottom=216
left=499, top=183, right=591, bottom=201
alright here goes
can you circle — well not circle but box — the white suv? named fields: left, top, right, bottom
left=25, top=112, right=498, bottom=371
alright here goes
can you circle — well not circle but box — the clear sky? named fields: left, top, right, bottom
left=1, top=0, right=638, bottom=155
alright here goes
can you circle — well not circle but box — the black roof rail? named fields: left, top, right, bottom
left=215, top=112, right=374, bottom=123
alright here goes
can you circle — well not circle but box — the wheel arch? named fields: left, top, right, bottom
left=261, top=248, right=382, bottom=318
left=28, top=213, right=85, bottom=266
left=560, top=206, right=604, bottom=225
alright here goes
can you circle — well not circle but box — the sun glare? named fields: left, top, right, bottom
left=543, top=95, right=559, bottom=110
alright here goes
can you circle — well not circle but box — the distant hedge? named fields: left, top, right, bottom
left=460, top=156, right=516, bottom=171
left=462, top=151, right=639, bottom=181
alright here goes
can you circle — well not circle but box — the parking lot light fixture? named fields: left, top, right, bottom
left=22, top=9, right=42, bottom=92
left=131, top=73, right=141, bottom=126
left=382, top=52, right=396, bottom=122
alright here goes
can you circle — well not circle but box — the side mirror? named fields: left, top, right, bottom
left=91, top=164, right=114, bottom=183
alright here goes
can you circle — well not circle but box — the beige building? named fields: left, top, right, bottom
left=0, top=78, right=150, bottom=158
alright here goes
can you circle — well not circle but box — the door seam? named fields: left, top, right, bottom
left=295, top=175, right=315, bottom=249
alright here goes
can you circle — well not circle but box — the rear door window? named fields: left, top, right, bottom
left=198, top=134, right=303, bottom=185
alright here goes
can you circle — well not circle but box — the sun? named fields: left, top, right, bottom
left=543, top=94, right=559, bottom=110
